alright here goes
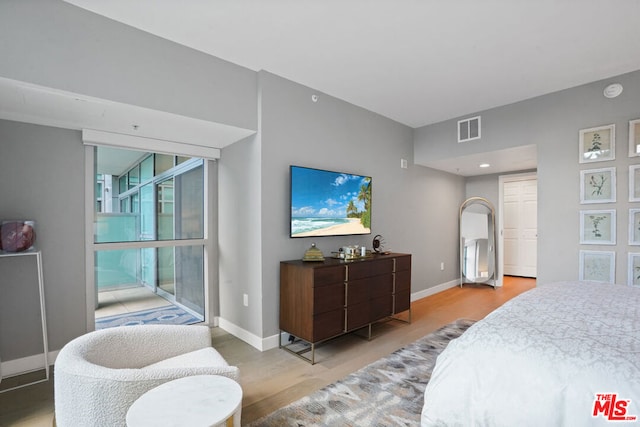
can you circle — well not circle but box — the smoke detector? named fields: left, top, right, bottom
left=603, top=83, right=623, bottom=99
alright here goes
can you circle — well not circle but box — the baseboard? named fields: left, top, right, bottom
left=217, top=317, right=279, bottom=352
left=218, top=279, right=466, bottom=353
left=1, top=318, right=271, bottom=378
left=2, top=317, right=218, bottom=378
left=0, top=350, right=59, bottom=379
left=411, top=279, right=460, bottom=301
left=0, top=281, right=477, bottom=371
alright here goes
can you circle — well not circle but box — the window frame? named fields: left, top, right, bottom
left=85, top=145, right=214, bottom=332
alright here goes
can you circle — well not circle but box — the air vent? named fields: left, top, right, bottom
left=458, top=116, right=481, bottom=143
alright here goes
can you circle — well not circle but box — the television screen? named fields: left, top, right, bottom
left=290, top=165, right=371, bottom=238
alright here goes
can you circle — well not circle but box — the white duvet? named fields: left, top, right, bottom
left=421, top=281, right=640, bottom=426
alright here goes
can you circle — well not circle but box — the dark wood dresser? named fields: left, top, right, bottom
left=279, top=252, right=411, bottom=363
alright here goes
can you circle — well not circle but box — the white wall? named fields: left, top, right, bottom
left=415, top=69, right=640, bottom=286
left=218, top=134, right=263, bottom=337
left=9, top=0, right=637, bottom=354
left=0, top=0, right=260, bottom=358
left=217, top=71, right=465, bottom=341
left=0, top=1, right=463, bottom=357
left=0, top=120, right=86, bottom=361
left=0, top=0, right=258, bottom=131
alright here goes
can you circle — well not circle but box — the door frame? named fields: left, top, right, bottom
left=498, top=171, right=538, bottom=286
left=84, top=145, right=214, bottom=332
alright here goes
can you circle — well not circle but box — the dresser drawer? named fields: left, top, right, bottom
left=313, top=309, right=344, bottom=341
left=394, top=290, right=411, bottom=314
left=346, top=262, right=372, bottom=280
left=345, top=302, right=369, bottom=331
left=314, top=266, right=345, bottom=287
left=370, top=274, right=393, bottom=298
left=345, top=278, right=370, bottom=306
left=394, top=270, right=411, bottom=293
left=395, top=255, right=411, bottom=272
left=371, top=295, right=393, bottom=320
left=371, top=258, right=394, bottom=276
left=314, top=282, right=345, bottom=314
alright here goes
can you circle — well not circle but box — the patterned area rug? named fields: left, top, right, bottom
left=95, top=305, right=202, bottom=329
left=248, top=318, right=476, bottom=427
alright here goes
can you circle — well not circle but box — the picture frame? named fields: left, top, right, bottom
left=579, top=209, right=616, bottom=245
left=579, top=167, right=616, bottom=204
left=629, top=119, right=640, bottom=158
left=579, top=124, right=615, bottom=163
left=628, top=253, right=640, bottom=286
left=579, top=250, right=615, bottom=283
left=630, top=209, right=640, bottom=246
left=630, top=165, right=640, bottom=202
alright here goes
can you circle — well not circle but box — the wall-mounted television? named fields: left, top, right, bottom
left=290, top=165, right=371, bottom=238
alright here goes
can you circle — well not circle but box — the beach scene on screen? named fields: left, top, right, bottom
left=291, top=167, right=371, bottom=237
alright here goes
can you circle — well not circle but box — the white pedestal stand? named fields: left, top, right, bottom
left=0, top=250, right=49, bottom=393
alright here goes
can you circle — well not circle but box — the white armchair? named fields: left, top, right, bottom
left=54, top=324, right=239, bottom=427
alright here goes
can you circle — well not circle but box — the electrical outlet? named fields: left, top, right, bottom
left=440, top=262, right=445, bottom=271
left=243, top=293, right=249, bottom=307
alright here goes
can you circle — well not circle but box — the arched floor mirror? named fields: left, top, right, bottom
left=459, top=197, right=497, bottom=288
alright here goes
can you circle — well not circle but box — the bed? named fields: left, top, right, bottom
left=421, top=281, right=640, bottom=426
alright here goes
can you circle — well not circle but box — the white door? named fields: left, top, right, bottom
left=503, top=178, right=537, bottom=277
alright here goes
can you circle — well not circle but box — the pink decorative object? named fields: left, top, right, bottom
left=1, top=221, right=36, bottom=253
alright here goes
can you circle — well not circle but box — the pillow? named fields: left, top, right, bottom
left=143, top=347, right=228, bottom=370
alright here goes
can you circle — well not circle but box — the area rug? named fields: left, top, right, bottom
left=247, top=318, right=476, bottom=427
left=95, top=305, right=202, bottom=329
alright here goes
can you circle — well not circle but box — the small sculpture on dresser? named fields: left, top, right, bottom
left=302, top=243, right=325, bottom=261
left=372, top=234, right=385, bottom=253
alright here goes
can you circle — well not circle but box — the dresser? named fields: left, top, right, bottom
left=279, top=252, right=411, bottom=363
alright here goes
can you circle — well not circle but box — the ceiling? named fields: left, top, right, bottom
left=4, top=1, right=639, bottom=177
left=96, top=146, right=147, bottom=176
left=421, top=145, right=537, bottom=177
left=63, top=0, right=640, bottom=129
left=0, top=77, right=255, bottom=149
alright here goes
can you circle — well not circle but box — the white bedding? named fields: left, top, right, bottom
left=421, top=281, right=640, bottom=426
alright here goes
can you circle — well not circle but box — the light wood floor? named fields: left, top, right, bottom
left=0, top=276, right=534, bottom=426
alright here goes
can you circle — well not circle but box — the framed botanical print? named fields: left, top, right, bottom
left=630, top=209, right=640, bottom=245
left=580, top=167, right=616, bottom=204
left=630, top=165, right=640, bottom=202
left=629, top=119, right=640, bottom=157
left=629, top=253, right=640, bottom=286
left=579, top=124, right=615, bottom=163
left=579, top=209, right=616, bottom=245
left=579, top=250, right=615, bottom=283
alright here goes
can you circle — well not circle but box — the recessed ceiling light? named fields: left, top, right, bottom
left=479, top=163, right=490, bottom=168
left=603, top=83, right=623, bottom=98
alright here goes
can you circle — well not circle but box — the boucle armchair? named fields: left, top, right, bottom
left=54, top=324, right=239, bottom=427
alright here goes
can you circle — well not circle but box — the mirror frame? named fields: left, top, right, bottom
left=459, top=197, right=497, bottom=288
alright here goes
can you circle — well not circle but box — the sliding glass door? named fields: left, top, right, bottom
left=93, top=147, right=207, bottom=322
